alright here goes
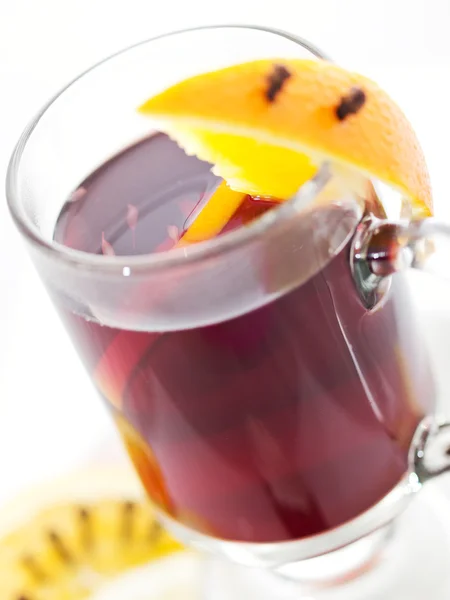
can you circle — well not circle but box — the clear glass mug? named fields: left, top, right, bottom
left=6, top=25, right=450, bottom=599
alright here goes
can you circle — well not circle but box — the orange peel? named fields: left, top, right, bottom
left=139, top=57, right=432, bottom=240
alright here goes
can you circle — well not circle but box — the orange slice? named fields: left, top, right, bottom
left=139, top=58, right=432, bottom=223
left=114, top=414, right=173, bottom=513
left=176, top=181, right=247, bottom=246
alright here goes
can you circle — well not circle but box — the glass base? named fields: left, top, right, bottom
left=90, top=483, right=450, bottom=599
left=206, top=482, right=450, bottom=599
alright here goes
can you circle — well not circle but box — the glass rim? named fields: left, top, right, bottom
left=5, top=23, right=330, bottom=275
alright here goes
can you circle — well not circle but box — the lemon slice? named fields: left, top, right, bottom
left=0, top=468, right=184, bottom=599
left=139, top=58, right=432, bottom=219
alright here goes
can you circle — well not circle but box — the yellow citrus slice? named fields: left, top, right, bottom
left=139, top=58, right=432, bottom=220
left=176, top=181, right=247, bottom=246
left=0, top=469, right=184, bottom=599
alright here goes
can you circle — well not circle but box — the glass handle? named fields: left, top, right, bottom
left=354, top=217, right=450, bottom=279
left=351, top=216, right=450, bottom=309
left=353, top=217, right=450, bottom=484
left=410, top=417, right=450, bottom=484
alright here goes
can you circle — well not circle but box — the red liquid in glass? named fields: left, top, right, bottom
left=54, top=134, right=433, bottom=543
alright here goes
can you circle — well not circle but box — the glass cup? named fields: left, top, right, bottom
left=6, top=25, right=450, bottom=599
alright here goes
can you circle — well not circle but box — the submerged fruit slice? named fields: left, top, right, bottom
left=176, top=181, right=247, bottom=246
left=0, top=469, right=182, bottom=599
left=139, top=58, right=432, bottom=219
left=114, top=414, right=173, bottom=512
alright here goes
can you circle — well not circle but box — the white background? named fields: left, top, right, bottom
left=1, top=0, right=450, bottom=504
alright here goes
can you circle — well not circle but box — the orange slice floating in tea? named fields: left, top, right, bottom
left=138, top=58, right=432, bottom=242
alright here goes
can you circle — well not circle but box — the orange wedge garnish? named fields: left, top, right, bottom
left=139, top=58, right=432, bottom=233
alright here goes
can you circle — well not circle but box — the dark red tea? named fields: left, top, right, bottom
left=54, top=134, right=433, bottom=543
